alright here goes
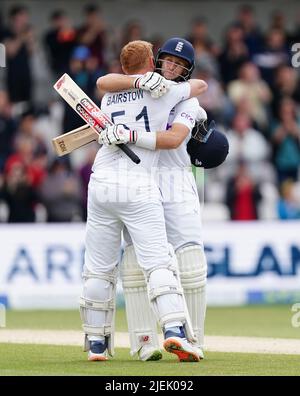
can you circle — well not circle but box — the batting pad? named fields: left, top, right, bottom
left=79, top=269, right=117, bottom=356
left=177, top=245, right=207, bottom=348
left=146, top=245, right=196, bottom=343
left=120, top=245, right=160, bottom=356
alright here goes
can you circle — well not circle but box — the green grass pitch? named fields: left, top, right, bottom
left=1, top=305, right=300, bottom=376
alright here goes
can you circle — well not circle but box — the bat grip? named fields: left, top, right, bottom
left=119, top=144, right=141, bottom=164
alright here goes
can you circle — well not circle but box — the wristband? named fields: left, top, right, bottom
left=135, top=132, right=156, bottom=150
left=133, top=77, right=140, bottom=89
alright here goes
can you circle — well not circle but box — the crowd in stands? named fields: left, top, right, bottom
left=0, top=4, right=300, bottom=222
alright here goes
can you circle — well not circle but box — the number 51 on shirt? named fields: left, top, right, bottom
left=53, top=73, right=141, bottom=164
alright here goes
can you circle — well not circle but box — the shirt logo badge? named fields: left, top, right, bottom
left=175, top=42, right=184, bottom=52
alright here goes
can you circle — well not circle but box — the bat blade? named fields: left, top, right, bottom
left=52, top=124, right=97, bottom=156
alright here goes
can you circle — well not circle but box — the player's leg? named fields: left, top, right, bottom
left=162, top=169, right=207, bottom=352
left=176, top=245, right=207, bottom=350
left=121, top=227, right=161, bottom=361
left=80, top=176, right=122, bottom=361
left=122, top=196, right=201, bottom=362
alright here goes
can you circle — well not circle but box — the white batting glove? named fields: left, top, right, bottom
left=134, top=72, right=170, bottom=98
left=98, top=124, right=138, bottom=146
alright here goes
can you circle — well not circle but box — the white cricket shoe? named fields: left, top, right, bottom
left=138, top=345, right=162, bottom=361
left=163, top=336, right=203, bottom=362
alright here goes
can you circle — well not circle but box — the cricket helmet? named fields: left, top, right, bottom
left=155, top=37, right=195, bottom=81
left=187, top=121, right=229, bottom=169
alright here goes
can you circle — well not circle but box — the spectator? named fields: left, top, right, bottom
left=269, top=10, right=294, bottom=47
left=77, top=4, right=107, bottom=69
left=44, top=10, right=77, bottom=78
left=187, top=17, right=219, bottom=77
left=150, top=35, right=164, bottom=58
left=227, top=62, right=272, bottom=131
left=218, top=23, right=250, bottom=85
left=226, top=112, right=270, bottom=179
left=2, top=5, right=34, bottom=105
left=39, top=159, right=83, bottom=222
left=0, top=161, right=39, bottom=222
left=271, top=97, right=300, bottom=184
left=226, top=160, right=262, bottom=220
left=5, top=132, right=47, bottom=189
left=0, top=90, right=17, bottom=171
left=235, top=4, right=264, bottom=56
left=194, top=67, right=227, bottom=123
left=120, top=20, right=144, bottom=49
left=96, top=58, right=122, bottom=100
left=253, top=28, right=291, bottom=86
left=277, top=179, right=300, bottom=219
left=63, top=45, right=98, bottom=132
left=14, top=109, right=48, bottom=157
left=289, top=12, right=300, bottom=45
left=271, top=65, right=300, bottom=117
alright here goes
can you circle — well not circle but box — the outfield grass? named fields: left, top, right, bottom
left=2, top=306, right=300, bottom=376
left=0, top=343, right=299, bottom=376
left=5, top=305, right=300, bottom=339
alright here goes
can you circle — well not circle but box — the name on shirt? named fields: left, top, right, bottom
left=106, top=89, right=144, bottom=106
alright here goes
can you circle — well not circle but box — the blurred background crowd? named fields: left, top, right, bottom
left=0, top=2, right=300, bottom=223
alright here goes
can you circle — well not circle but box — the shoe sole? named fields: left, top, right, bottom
left=146, top=350, right=163, bottom=361
left=88, top=354, right=108, bottom=361
left=163, top=339, right=201, bottom=362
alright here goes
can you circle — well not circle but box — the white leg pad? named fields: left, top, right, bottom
left=146, top=245, right=196, bottom=343
left=80, top=268, right=117, bottom=356
left=120, top=245, right=160, bottom=356
left=177, top=245, right=207, bottom=348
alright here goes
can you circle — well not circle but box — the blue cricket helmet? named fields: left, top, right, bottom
left=155, top=37, right=195, bottom=81
left=187, top=123, right=229, bottom=169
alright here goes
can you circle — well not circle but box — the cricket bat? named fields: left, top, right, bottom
left=52, top=124, right=96, bottom=156
left=53, top=73, right=140, bottom=164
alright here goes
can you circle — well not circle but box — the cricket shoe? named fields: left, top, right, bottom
left=88, top=340, right=108, bottom=361
left=163, top=327, right=202, bottom=362
left=138, top=345, right=162, bottom=361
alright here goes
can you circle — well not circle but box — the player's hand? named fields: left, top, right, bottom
left=98, top=124, right=138, bottom=146
left=134, top=72, right=170, bottom=98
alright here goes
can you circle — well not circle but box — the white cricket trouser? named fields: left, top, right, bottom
left=85, top=170, right=173, bottom=275
left=159, top=168, right=203, bottom=251
left=123, top=168, right=203, bottom=250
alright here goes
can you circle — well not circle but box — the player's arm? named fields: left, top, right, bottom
left=97, top=74, right=136, bottom=92
left=97, top=73, right=207, bottom=99
left=97, top=72, right=170, bottom=98
left=155, top=123, right=190, bottom=149
left=99, top=123, right=189, bottom=150
left=155, top=99, right=205, bottom=149
left=99, top=102, right=206, bottom=150
left=188, top=79, right=208, bottom=98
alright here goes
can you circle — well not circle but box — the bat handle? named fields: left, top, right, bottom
left=119, top=144, right=141, bottom=164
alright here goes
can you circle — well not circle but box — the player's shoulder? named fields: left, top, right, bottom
left=165, top=80, right=190, bottom=102
left=174, top=97, right=200, bottom=112
left=168, top=80, right=189, bottom=90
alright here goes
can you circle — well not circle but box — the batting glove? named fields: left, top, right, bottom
left=134, top=72, right=170, bottom=98
left=98, top=124, right=138, bottom=146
